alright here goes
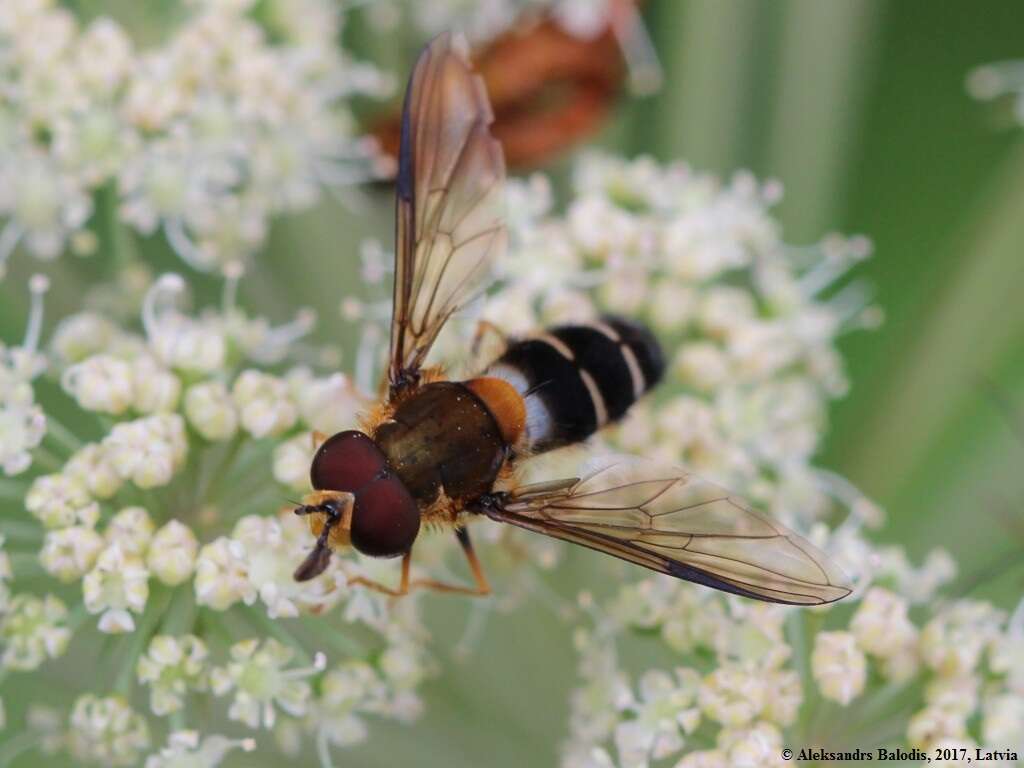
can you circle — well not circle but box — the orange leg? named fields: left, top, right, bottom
left=347, top=551, right=411, bottom=597
left=471, top=319, right=508, bottom=363
left=410, top=528, right=491, bottom=597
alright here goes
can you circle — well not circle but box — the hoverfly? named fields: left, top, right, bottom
left=293, top=33, right=852, bottom=606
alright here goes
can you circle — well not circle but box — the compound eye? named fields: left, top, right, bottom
left=310, top=430, right=387, bottom=492
left=350, top=476, right=420, bottom=558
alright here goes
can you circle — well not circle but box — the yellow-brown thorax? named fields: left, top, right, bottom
left=372, top=379, right=524, bottom=510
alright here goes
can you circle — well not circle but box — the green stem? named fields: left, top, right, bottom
left=0, top=731, right=44, bottom=768
left=9, top=553, right=46, bottom=578
left=0, top=482, right=28, bottom=500
left=160, top=586, right=196, bottom=637
left=308, top=617, right=368, bottom=659
left=96, top=181, right=139, bottom=276
left=238, top=606, right=316, bottom=665
left=146, top=483, right=172, bottom=522
left=31, top=446, right=63, bottom=471
left=66, top=602, right=91, bottom=631
left=118, top=481, right=152, bottom=513
left=111, top=586, right=174, bottom=696
left=41, top=414, right=84, bottom=454
left=170, top=709, right=186, bottom=732
left=195, top=608, right=237, bottom=651
left=93, top=413, right=118, bottom=435
left=794, top=609, right=824, bottom=743
left=209, top=444, right=278, bottom=507
left=841, top=680, right=916, bottom=747
left=199, top=435, right=245, bottom=508
left=215, top=480, right=282, bottom=524
left=225, top=439, right=276, bottom=482
left=170, top=439, right=203, bottom=519
left=0, top=518, right=42, bottom=542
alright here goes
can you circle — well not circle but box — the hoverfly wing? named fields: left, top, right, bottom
left=389, top=32, right=507, bottom=398
left=483, top=462, right=852, bottom=605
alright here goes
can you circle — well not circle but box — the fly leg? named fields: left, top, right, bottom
left=409, top=527, right=492, bottom=596
left=347, top=551, right=411, bottom=597
left=470, top=319, right=508, bottom=366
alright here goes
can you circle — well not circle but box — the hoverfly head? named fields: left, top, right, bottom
left=306, top=430, right=420, bottom=561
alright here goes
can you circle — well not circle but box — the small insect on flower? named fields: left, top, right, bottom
left=372, top=0, right=660, bottom=171
left=293, top=33, right=852, bottom=606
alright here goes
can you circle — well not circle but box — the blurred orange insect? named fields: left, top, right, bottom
left=371, top=0, right=660, bottom=171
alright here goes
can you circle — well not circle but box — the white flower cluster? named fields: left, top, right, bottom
left=555, top=450, right=1014, bottom=768
left=66, top=694, right=151, bottom=767
left=196, top=512, right=346, bottom=617
left=278, top=608, right=434, bottom=761
left=967, top=60, right=1024, bottom=124
left=491, top=153, right=1021, bottom=766
left=19, top=275, right=380, bottom=631
left=0, top=272, right=436, bottom=767
left=144, top=730, right=255, bottom=768
left=210, top=638, right=327, bottom=729
left=565, top=578, right=806, bottom=768
left=907, top=599, right=1020, bottom=754
left=406, top=0, right=614, bottom=43
left=566, top=569, right=1024, bottom=768
left=0, top=275, right=49, bottom=476
left=0, top=0, right=390, bottom=273
left=493, top=154, right=877, bottom=530
left=0, top=592, right=71, bottom=670
left=136, top=634, right=209, bottom=716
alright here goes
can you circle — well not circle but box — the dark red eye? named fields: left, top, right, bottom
left=310, top=430, right=387, bottom=492
left=350, top=476, right=420, bottom=558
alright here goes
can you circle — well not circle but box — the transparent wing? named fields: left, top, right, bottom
left=483, top=462, right=851, bottom=605
left=389, top=32, right=507, bottom=398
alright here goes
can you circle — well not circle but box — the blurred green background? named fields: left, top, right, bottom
left=2, top=1, right=1023, bottom=765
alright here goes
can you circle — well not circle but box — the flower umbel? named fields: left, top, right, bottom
left=0, top=593, right=71, bottom=670
left=0, top=275, right=49, bottom=475
left=67, top=694, right=151, bottom=767
left=210, top=638, right=326, bottom=729
left=0, top=266, right=435, bottom=765
left=0, top=0, right=389, bottom=273
left=144, top=730, right=255, bottom=768
left=136, top=634, right=209, bottom=716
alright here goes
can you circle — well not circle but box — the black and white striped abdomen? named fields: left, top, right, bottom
left=485, top=316, right=664, bottom=453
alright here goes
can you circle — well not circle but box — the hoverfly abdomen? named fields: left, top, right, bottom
left=464, top=376, right=527, bottom=445
left=485, top=315, right=664, bottom=453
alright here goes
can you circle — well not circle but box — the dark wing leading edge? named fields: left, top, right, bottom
left=389, top=33, right=507, bottom=398
left=482, top=463, right=852, bottom=605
